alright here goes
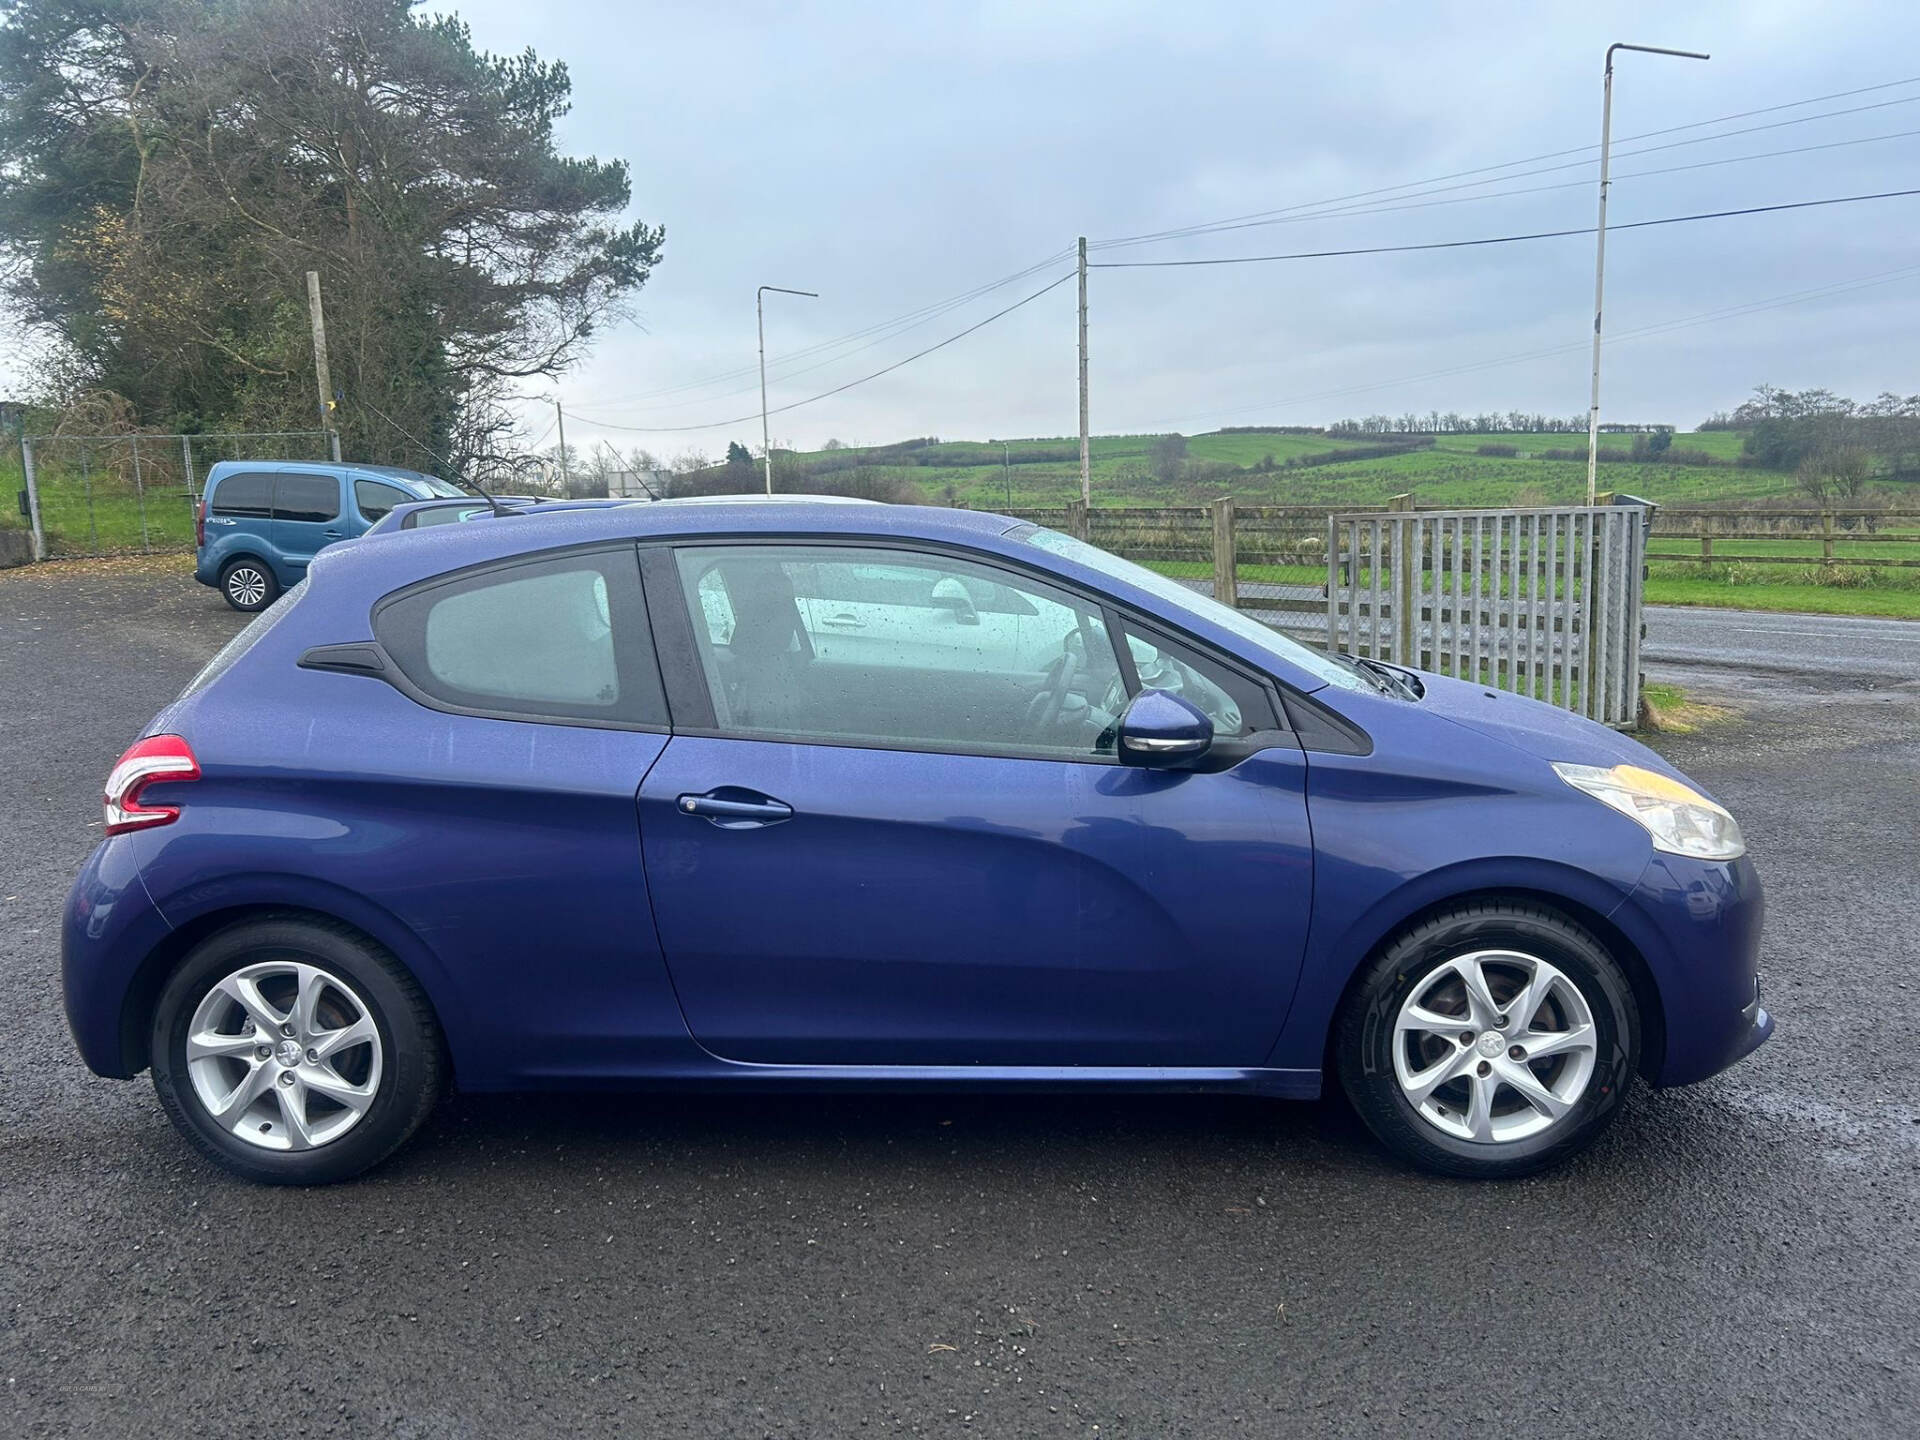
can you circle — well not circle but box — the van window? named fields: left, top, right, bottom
left=273, top=475, right=341, bottom=523
left=209, top=473, right=274, bottom=518
left=354, top=479, right=413, bottom=521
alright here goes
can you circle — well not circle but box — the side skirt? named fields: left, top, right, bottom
left=482, top=1063, right=1325, bottom=1100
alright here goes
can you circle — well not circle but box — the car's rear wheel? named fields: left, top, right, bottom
left=219, top=559, right=278, bottom=612
left=150, top=916, right=445, bottom=1185
left=1335, top=901, right=1639, bottom=1179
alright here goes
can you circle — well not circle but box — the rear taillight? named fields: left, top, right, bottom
left=196, top=495, right=207, bottom=548
left=103, top=735, right=200, bottom=837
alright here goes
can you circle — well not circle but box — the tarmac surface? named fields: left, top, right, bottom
left=2, top=557, right=1916, bottom=1438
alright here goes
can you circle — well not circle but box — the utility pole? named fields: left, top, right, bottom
left=305, top=271, right=342, bottom=462
left=554, top=398, right=571, bottom=495
left=758, top=284, right=819, bottom=494
left=1004, top=441, right=1012, bottom=512
left=1077, top=236, right=1090, bottom=507
left=1585, top=42, right=1708, bottom=504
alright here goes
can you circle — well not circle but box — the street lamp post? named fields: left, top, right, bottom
left=758, top=284, right=819, bottom=495
left=1586, top=42, right=1709, bottom=505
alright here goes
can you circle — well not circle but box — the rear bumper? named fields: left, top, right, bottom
left=62, top=838, right=172, bottom=1079
left=1613, top=850, right=1772, bottom=1086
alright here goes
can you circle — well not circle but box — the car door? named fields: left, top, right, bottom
left=270, top=471, right=346, bottom=576
left=636, top=540, right=1315, bottom=1068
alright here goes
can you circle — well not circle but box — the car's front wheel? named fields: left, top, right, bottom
left=150, top=915, right=445, bottom=1184
left=218, top=558, right=278, bottom=612
left=1336, top=901, right=1639, bottom=1179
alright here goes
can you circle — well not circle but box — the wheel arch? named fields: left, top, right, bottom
left=117, top=899, right=464, bottom=1083
left=1316, top=884, right=1666, bottom=1086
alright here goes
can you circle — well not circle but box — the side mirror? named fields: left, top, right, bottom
left=929, top=576, right=978, bottom=625
left=1118, top=689, right=1213, bottom=768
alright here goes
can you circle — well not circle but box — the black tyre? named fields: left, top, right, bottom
left=150, top=915, right=445, bottom=1185
left=219, top=558, right=278, bottom=612
left=1335, top=901, right=1639, bottom=1179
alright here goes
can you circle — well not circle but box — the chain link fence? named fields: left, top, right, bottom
left=16, top=431, right=333, bottom=559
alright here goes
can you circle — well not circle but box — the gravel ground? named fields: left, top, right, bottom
left=3, top=557, right=1917, bottom=1439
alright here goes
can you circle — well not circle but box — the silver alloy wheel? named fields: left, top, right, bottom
left=185, top=961, right=383, bottom=1151
left=226, top=567, right=269, bottom=607
left=1391, top=949, right=1598, bottom=1144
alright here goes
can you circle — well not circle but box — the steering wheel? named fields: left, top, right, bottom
left=1023, top=646, right=1081, bottom=737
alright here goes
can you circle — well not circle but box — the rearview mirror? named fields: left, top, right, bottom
left=1117, top=689, right=1213, bottom=768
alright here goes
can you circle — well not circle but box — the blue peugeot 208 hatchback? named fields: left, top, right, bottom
left=64, top=501, right=1770, bottom=1184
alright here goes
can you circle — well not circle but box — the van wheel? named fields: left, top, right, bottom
left=150, top=915, right=446, bottom=1185
left=219, top=559, right=278, bottom=612
left=1335, top=901, right=1639, bottom=1179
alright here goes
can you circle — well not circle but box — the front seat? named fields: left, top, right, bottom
left=718, top=561, right=812, bottom=731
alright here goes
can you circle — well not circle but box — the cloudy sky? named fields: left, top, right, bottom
left=447, top=1, right=1918, bottom=455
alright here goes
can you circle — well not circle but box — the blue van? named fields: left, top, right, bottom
left=194, top=461, right=463, bottom=610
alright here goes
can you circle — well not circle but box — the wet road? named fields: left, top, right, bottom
left=1643, top=605, right=1920, bottom=684
left=3, top=559, right=1918, bottom=1438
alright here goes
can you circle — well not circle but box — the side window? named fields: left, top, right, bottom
left=209, top=472, right=274, bottom=518
left=354, top=479, right=413, bottom=521
left=1120, top=624, right=1278, bottom=738
left=673, top=544, right=1124, bottom=758
left=375, top=550, right=665, bottom=727
left=273, top=474, right=341, bottom=523
left=406, top=504, right=489, bottom=529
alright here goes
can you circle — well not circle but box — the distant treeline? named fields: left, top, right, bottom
left=1327, top=412, right=1671, bottom=436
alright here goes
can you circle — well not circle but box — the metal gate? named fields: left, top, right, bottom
left=1325, top=504, right=1650, bottom=727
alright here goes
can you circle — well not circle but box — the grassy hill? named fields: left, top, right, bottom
left=783, top=428, right=1820, bottom=511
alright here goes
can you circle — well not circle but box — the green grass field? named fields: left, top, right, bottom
left=10, top=426, right=1919, bottom=620
left=793, top=429, right=1820, bottom=512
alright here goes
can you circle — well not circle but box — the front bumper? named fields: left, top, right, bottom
left=1612, top=850, right=1772, bottom=1086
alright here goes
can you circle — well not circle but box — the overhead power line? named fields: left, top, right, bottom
left=1140, top=262, right=1920, bottom=431
left=565, top=271, right=1076, bottom=435
left=594, top=248, right=1075, bottom=411
left=1263, top=126, right=1920, bottom=229
left=1086, top=187, right=1920, bottom=269
left=1090, top=75, right=1920, bottom=251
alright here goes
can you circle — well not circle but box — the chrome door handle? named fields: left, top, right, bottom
left=677, top=790, right=794, bottom=828
left=322, top=529, right=343, bottom=538
left=820, top=614, right=863, bottom=627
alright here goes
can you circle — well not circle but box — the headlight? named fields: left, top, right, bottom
left=1552, top=762, right=1746, bottom=860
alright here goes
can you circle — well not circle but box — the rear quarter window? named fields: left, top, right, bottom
left=209, top=473, right=274, bottom=518
left=373, top=550, right=666, bottom=728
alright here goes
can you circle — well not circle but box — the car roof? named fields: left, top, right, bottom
left=315, top=500, right=1020, bottom=590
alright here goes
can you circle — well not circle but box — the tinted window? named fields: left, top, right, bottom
left=376, top=550, right=665, bottom=727
left=209, top=472, right=274, bottom=518
left=273, top=474, right=341, bottom=523
left=354, top=479, right=413, bottom=521
left=675, top=544, right=1124, bottom=758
